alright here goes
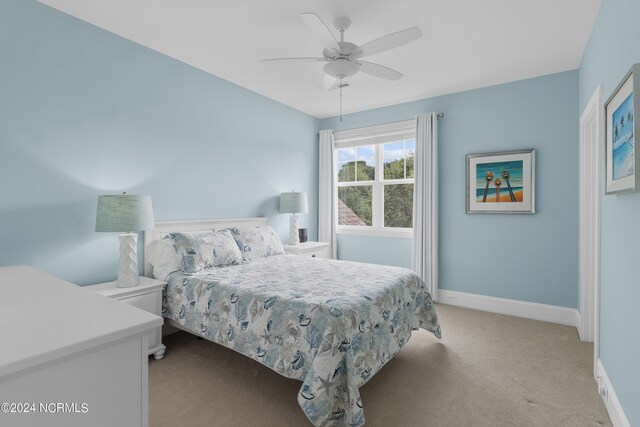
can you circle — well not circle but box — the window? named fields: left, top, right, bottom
left=334, top=121, right=415, bottom=237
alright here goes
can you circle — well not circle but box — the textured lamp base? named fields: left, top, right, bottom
left=117, top=233, right=140, bottom=288
left=289, top=214, right=300, bottom=245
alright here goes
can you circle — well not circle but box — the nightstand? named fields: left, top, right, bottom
left=88, top=277, right=166, bottom=360
left=283, top=241, right=331, bottom=259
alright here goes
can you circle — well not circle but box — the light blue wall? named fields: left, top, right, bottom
left=0, top=0, right=319, bottom=285
left=321, top=71, right=580, bottom=309
left=337, top=235, right=411, bottom=269
left=579, top=0, right=640, bottom=424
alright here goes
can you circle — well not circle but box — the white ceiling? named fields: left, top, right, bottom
left=38, top=0, right=601, bottom=119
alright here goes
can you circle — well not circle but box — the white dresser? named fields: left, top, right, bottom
left=0, top=266, right=162, bottom=427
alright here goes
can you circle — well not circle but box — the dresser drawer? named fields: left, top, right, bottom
left=283, top=242, right=331, bottom=259
left=304, top=247, right=330, bottom=259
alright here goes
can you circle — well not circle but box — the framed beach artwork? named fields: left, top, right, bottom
left=605, top=63, right=640, bottom=194
left=466, top=149, right=535, bottom=214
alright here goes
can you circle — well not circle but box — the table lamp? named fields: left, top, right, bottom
left=96, top=193, right=154, bottom=287
left=280, top=191, right=308, bottom=245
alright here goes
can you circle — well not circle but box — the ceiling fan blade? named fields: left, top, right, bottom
left=302, top=13, right=341, bottom=51
left=261, top=57, right=328, bottom=64
left=323, top=48, right=340, bottom=60
left=359, top=27, right=422, bottom=57
left=320, top=74, right=338, bottom=90
left=358, top=61, right=403, bottom=80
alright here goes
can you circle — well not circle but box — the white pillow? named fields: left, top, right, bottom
left=148, top=239, right=181, bottom=281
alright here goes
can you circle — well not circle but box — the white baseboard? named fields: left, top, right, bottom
left=596, top=359, right=631, bottom=427
left=437, top=290, right=578, bottom=327
left=575, top=310, right=583, bottom=338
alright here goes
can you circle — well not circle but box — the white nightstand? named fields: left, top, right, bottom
left=283, top=241, right=331, bottom=259
left=88, top=277, right=166, bottom=360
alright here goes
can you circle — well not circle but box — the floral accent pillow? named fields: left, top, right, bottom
left=228, top=225, right=284, bottom=261
left=210, top=229, right=243, bottom=267
left=166, top=232, right=215, bottom=273
left=163, top=231, right=242, bottom=274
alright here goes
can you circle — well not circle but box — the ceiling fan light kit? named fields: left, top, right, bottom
left=323, top=60, right=361, bottom=79
left=262, top=12, right=422, bottom=119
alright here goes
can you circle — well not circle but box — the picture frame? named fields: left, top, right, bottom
left=605, top=63, right=640, bottom=194
left=466, top=149, right=535, bottom=214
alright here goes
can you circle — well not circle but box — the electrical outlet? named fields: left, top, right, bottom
left=445, top=294, right=457, bottom=303
left=598, top=382, right=608, bottom=402
left=595, top=374, right=608, bottom=403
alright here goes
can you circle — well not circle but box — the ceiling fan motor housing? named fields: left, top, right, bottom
left=333, top=17, right=352, bottom=31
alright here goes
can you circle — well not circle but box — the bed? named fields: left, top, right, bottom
left=144, top=218, right=441, bottom=427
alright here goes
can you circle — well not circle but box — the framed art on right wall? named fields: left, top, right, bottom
left=605, top=63, right=640, bottom=194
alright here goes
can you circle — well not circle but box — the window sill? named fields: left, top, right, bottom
left=337, top=227, right=413, bottom=238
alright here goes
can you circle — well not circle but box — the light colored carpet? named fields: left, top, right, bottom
left=149, top=304, right=611, bottom=426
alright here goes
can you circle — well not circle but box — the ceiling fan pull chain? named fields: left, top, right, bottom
left=340, top=78, right=343, bottom=122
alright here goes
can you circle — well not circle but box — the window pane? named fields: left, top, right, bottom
left=338, top=186, right=372, bottom=226
left=384, top=184, right=414, bottom=228
left=337, top=149, right=356, bottom=182
left=337, top=161, right=355, bottom=182
left=356, top=146, right=375, bottom=181
left=383, top=141, right=406, bottom=180
left=337, top=148, right=356, bottom=162
left=406, top=140, right=415, bottom=179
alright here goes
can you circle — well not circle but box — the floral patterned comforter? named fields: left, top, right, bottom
left=163, top=254, right=441, bottom=426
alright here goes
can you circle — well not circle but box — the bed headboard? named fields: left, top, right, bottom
left=143, top=217, right=268, bottom=278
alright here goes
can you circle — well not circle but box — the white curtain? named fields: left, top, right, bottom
left=318, top=129, right=337, bottom=259
left=412, top=113, right=439, bottom=300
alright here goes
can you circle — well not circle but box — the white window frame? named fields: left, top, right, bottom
left=334, top=120, right=416, bottom=238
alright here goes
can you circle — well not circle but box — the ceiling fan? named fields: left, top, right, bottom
left=262, top=13, right=423, bottom=91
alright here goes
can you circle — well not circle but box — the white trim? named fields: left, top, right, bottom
left=578, top=83, right=602, bottom=347
left=335, top=131, right=415, bottom=149
left=596, top=359, right=631, bottom=427
left=336, top=226, right=413, bottom=238
left=335, top=125, right=416, bottom=235
left=334, top=119, right=415, bottom=146
left=438, top=290, right=578, bottom=327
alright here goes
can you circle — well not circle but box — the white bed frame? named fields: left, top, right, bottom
left=143, top=217, right=267, bottom=279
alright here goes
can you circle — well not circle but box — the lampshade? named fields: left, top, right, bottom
left=280, top=192, right=308, bottom=214
left=95, top=194, right=155, bottom=232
